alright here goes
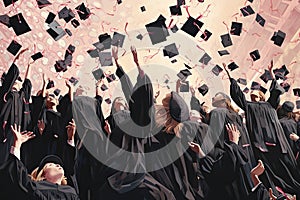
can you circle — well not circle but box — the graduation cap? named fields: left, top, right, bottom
left=212, top=65, right=223, bottom=76
left=163, top=43, right=179, bottom=58
left=177, top=69, right=192, bottom=81
left=54, top=60, right=67, bottom=72
left=171, top=59, right=177, bottom=63
left=250, top=81, right=261, bottom=90
left=93, top=42, right=105, bottom=51
left=111, top=32, right=125, bottom=47
left=65, top=28, right=72, bottom=36
left=256, top=14, right=265, bottom=27
left=199, top=53, right=211, bottom=65
left=293, top=88, right=300, bottom=97
left=0, top=14, right=11, bottom=27
left=106, top=74, right=116, bottom=83
left=170, top=5, right=182, bottom=15
left=58, top=7, right=75, bottom=23
left=184, top=63, right=192, bottom=69
left=200, top=29, right=212, bottom=41
left=136, top=34, right=143, bottom=40
left=271, top=30, right=286, bottom=47
left=171, top=25, right=179, bottom=33
left=250, top=49, right=260, bottom=61
left=243, top=87, right=250, bottom=94
left=54, top=89, right=61, bottom=96
left=9, top=13, right=31, bottom=36
left=98, top=33, right=112, bottom=50
left=280, top=82, right=290, bottom=92
left=7, top=40, right=22, bottom=56
left=240, top=5, right=255, bottom=17
left=218, top=50, right=230, bottom=56
left=237, top=78, right=247, bottom=85
left=181, top=16, right=203, bottom=37
left=259, top=69, right=272, bottom=83
left=100, top=84, right=108, bottom=91
left=296, top=100, right=300, bottom=109
left=45, top=12, right=56, bottom=24
left=31, top=52, right=43, bottom=61
left=46, top=80, right=55, bottom=89
left=87, top=49, right=100, bottom=58
left=198, top=84, right=209, bottom=96
left=47, top=21, right=66, bottom=41
left=228, top=62, right=239, bottom=71
left=248, top=0, right=254, bottom=2
left=117, top=0, right=122, bottom=4
left=75, top=3, right=91, bottom=20
left=140, top=6, right=146, bottom=12
left=37, top=0, right=51, bottom=9
left=69, top=77, right=79, bottom=86
left=273, top=65, right=289, bottom=80
left=99, top=52, right=113, bottom=66
left=260, top=85, right=267, bottom=94
left=71, top=19, right=80, bottom=28
left=3, top=0, right=19, bottom=7
left=177, top=0, right=185, bottom=6
left=145, top=15, right=169, bottom=45
left=220, top=33, right=233, bottom=47
left=105, top=98, right=112, bottom=104
left=65, top=44, right=75, bottom=57
left=180, top=81, right=189, bottom=92
left=230, top=22, right=242, bottom=36
left=92, top=68, right=104, bottom=80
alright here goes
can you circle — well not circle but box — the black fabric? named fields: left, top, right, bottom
left=169, top=91, right=189, bottom=123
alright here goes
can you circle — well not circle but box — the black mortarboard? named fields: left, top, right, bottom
left=212, top=65, right=223, bottom=76
left=177, top=0, right=185, bottom=6
left=237, top=78, right=247, bottom=85
left=37, top=0, right=51, bottom=9
left=87, top=49, right=99, bottom=58
left=163, top=43, right=179, bottom=58
left=75, top=3, right=91, bottom=20
left=99, top=52, right=113, bottom=66
left=256, top=14, right=265, bottom=27
left=37, top=155, right=63, bottom=176
left=243, top=87, right=250, bottom=93
left=221, top=33, right=233, bottom=47
left=230, top=22, right=242, bottom=36
left=93, top=42, right=105, bottom=51
left=98, top=33, right=112, bottom=50
left=184, top=63, right=192, bottom=69
left=199, top=53, right=211, bottom=65
left=65, top=28, right=72, bottom=36
left=136, top=34, right=143, bottom=40
left=250, top=49, right=260, bottom=61
left=171, top=25, right=179, bottom=33
left=260, top=85, right=267, bottom=94
left=171, top=59, right=177, bottom=63
left=296, top=100, right=300, bottom=109
left=106, top=74, right=116, bottom=83
left=141, top=6, right=146, bottom=12
left=170, top=5, right=182, bottom=15
left=54, top=89, right=61, bottom=96
left=54, top=60, right=67, bottom=72
left=228, top=62, right=239, bottom=71
left=177, top=69, right=192, bottom=81
left=169, top=91, right=189, bottom=122
left=273, top=65, right=289, bottom=80
left=117, top=0, right=122, bottom=4
left=218, top=50, right=230, bottom=56
left=71, top=19, right=80, bottom=28
left=180, top=81, right=189, bottom=92
left=92, top=68, right=104, bottom=80
left=3, top=0, right=19, bottom=7
left=7, top=40, right=22, bottom=56
left=31, top=52, right=43, bottom=61
left=200, top=29, right=212, bottom=41
left=293, top=88, right=300, bottom=97
left=145, top=16, right=169, bottom=45
left=271, top=30, right=286, bottom=47
left=259, top=70, right=272, bottom=83
left=251, top=81, right=261, bottom=90
left=0, top=14, right=11, bottom=27
left=9, top=13, right=31, bottom=36
left=280, top=82, right=290, bottom=92
left=69, top=77, right=79, bottom=86
left=248, top=0, right=254, bottom=2
left=101, top=84, right=108, bottom=91
left=46, top=80, right=55, bottom=89
left=58, top=7, right=75, bottom=23
left=240, top=5, right=255, bottom=17
left=181, top=16, right=203, bottom=37
left=47, top=21, right=66, bottom=41
left=111, top=32, right=125, bottom=47
left=45, top=12, right=56, bottom=24
left=105, top=98, right=112, bottom=104
left=198, top=84, right=209, bottom=96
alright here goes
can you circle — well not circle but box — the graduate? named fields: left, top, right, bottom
left=0, top=122, right=79, bottom=200
left=224, top=61, right=300, bottom=197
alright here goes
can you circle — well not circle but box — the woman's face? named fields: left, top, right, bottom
left=113, top=98, right=128, bottom=112
left=43, top=163, right=64, bottom=182
left=46, top=95, right=58, bottom=107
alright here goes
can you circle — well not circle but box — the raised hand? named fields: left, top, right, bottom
left=290, top=133, right=299, bottom=142
left=189, top=141, right=206, bottom=158
left=269, top=188, right=277, bottom=200
left=11, top=124, right=35, bottom=149
left=131, top=46, right=138, bottom=65
left=66, top=119, right=76, bottom=141
left=13, top=47, right=29, bottom=63
left=226, top=123, right=240, bottom=144
left=222, top=63, right=231, bottom=79
left=112, top=46, right=119, bottom=61
left=37, top=120, right=45, bottom=135
left=104, top=120, right=111, bottom=135
left=251, top=160, right=265, bottom=177
left=190, top=87, right=195, bottom=96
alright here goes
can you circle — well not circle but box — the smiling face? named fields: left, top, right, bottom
left=46, top=95, right=59, bottom=107
left=43, top=162, right=64, bottom=183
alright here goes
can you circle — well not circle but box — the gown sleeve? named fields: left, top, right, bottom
left=57, top=94, right=73, bottom=126
left=208, top=109, right=227, bottom=149
left=116, top=66, right=133, bottom=104
left=21, top=78, right=32, bottom=102
left=267, top=79, right=285, bottom=109
left=0, top=63, right=19, bottom=105
left=95, top=95, right=106, bottom=133
left=230, top=78, right=248, bottom=111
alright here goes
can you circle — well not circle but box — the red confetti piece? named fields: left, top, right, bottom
left=222, top=21, right=229, bottom=33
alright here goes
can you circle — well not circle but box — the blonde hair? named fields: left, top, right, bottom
left=30, top=166, right=67, bottom=185
left=155, top=93, right=183, bottom=137
left=225, top=99, right=239, bottom=113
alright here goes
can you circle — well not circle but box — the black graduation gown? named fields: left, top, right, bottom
left=0, top=63, right=32, bottom=164
left=279, top=117, right=299, bottom=158
left=190, top=96, right=209, bottom=124
left=230, top=78, right=300, bottom=197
